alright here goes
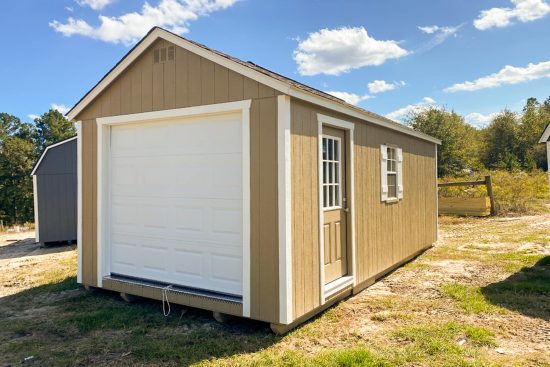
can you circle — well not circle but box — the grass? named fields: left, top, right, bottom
left=392, top=322, right=496, bottom=361
left=2, top=215, right=550, bottom=366
left=442, top=283, right=503, bottom=314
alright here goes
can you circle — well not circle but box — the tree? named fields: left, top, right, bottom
left=482, top=110, right=521, bottom=170
left=407, top=107, right=482, bottom=176
left=516, top=97, right=547, bottom=170
left=34, top=109, right=75, bottom=153
left=1, top=113, right=30, bottom=139
left=0, top=114, right=36, bottom=224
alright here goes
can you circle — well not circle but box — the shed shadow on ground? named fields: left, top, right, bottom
left=0, top=276, right=280, bottom=366
left=0, top=238, right=75, bottom=261
left=481, top=256, right=550, bottom=321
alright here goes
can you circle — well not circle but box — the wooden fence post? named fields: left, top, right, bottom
left=485, top=175, right=496, bottom=216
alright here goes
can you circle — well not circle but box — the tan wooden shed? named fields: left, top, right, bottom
left=68, top=27, right=440, bottom=332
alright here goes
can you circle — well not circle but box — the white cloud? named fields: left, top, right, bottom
left=76, top=0, right=114, bottom=10
left=418, top=25, right=441, bottom=34
left=50, top=0, right=238, bottom=45
left=367, top=80, right=405, bottom=94
left=474, top=0, right=550, bottom=30
left=294, top=26, right=409, bottom=76
left=445, top=59, right=550, bottom=92
left=465, top=112, right=499, bottom=128
left=325, top=91, right=371, bottom=105
left=51, top=104, right=70, bottom=115
left=417, top=24, right=462, bottom=52
left=28, top=114, right=40, bottom=121
left=386, top=97, right=436, bottom=121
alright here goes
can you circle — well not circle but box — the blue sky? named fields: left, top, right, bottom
left=1, top=0, right=549, bottom=128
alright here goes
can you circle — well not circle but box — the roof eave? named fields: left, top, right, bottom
left=66, top=27, right=441, bottom=145
left=287, top=85, right=442, bottom=145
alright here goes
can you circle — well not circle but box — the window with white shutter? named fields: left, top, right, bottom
left=380, top=145, right=403, bottom=202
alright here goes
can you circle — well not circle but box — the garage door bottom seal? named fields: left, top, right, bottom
left=106, top=273, right=242, bottom=304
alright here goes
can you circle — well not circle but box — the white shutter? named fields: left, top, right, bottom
left=397, top=147, right=404, bottom=199
left=380, top=144, right=388, bottom=202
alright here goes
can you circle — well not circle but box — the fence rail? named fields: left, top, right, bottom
left=438, top=175, right=496, bottom=216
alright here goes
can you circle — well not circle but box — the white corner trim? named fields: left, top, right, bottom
left=317, top=114, right=357, bottom=304
left=32, top=176, right=39, bottom=244
left=67, top=27, right=440, bottom=145
left=30, top=136, right=78, bottom=176
left=95, top=100, right=252, bottom=314
left=277, top=95, right=292, bottom=324
left=241, top=104, right=251, bottom=318
left=76, top=121, right=83, bottom=284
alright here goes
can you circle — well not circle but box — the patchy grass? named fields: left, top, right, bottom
left=392, top=322, right=496, bottom=364
left=1, top=215, right=550, bottom=366
left=442, top=283, right=503, bottom=314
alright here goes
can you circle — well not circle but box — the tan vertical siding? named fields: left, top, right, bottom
left=75, top=40, right=281, bottom=322
left=290, top=98, right=437, bottom=320
left=290, top=101, right=321, bottom=318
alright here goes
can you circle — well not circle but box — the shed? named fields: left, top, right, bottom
left=539, top=123, right=550, bottom=191
left=67, top=27, right=440, bottom=333
left=31, top=136, right=77, bottom=245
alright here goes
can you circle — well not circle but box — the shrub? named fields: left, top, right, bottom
left=439, top=169, right=549, bottom=214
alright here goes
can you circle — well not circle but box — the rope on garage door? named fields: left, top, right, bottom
left=162, top=284, right=173, bottom=317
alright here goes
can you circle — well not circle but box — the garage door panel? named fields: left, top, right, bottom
left=111, top=156, right=241, bottom=200
left=172, top=250, right=203, bottom=277
left=108, top=114, right=244, bottom=296
left=111, top=240, right=140, bottom=273
left=171, top=115, right=241, bottom=155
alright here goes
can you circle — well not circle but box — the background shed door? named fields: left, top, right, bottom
left=108, top=113, right=243, bottom=296
left=322, top=126, right=348, bottom=284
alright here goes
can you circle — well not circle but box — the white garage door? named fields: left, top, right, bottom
left=108, top=113, right=243, bottom=296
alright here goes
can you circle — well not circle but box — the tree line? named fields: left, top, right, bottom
left=1, top=96, right=548, bottom=225
left=0, top=110, right=75, bottom=225
left=408, top=97, right=550, bottom=176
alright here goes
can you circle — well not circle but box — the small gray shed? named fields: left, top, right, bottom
left=31, top=136, right=77, bottom=244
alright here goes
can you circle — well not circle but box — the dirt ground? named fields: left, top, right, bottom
left=0, top=214, right=548, bottom=366
left=0, top=231, right=76, bottom=298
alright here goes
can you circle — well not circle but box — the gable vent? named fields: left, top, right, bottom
left=154, top=46, right=175, bottom=64
left=168, top=46, right=175, bottom=61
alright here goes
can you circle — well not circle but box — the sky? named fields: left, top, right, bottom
left=0, top=0, right=549, bottom=128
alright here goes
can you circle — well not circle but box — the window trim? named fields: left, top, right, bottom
left=381, top=144, right=403, bottom=203
left=321, top=134, right=343, bottom=211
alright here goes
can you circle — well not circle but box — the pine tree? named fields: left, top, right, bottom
left=34, top=109, right=75, bottom=154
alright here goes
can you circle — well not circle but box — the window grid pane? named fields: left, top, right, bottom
left=387, top=173, right=397, bottom=199
left=322, top=136, right=342, bottom=209
left=387, top=147, right=397, bottom=174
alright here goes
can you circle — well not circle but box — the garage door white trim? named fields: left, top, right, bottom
left=96, top=100, right=252, bottom=317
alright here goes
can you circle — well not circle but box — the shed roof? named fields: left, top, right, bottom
left=539, top=123, right=550, bottom=143
left=30, top=136, right=77, bottom=176
left=66, top=27, right=441, bottom=145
